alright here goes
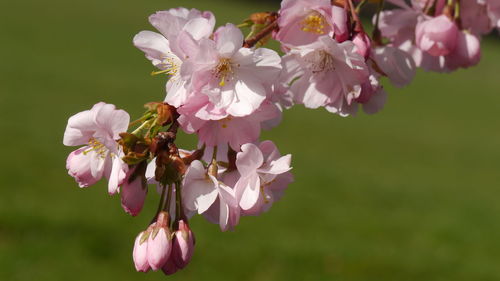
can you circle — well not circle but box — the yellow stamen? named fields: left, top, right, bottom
left=151, top=56, right=179, bottom=76
left=214, top=58, right=234, bottom=87
left=301, top=11, right=326, bottom=34
left=83, top=138, right=109, bottom=158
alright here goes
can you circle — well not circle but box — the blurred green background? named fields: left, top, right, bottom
left=1, top=0, right=500, bottom=280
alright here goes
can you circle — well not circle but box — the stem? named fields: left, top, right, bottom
left=355, top=0, right=368, bottom=14
left=163, top=184, right=174, bottom=212
left=149, top=183, right=167, bottom=224
left=131, top=119, right=153, bottom=136
left=128, top=112, right=153, bottom=128
left=347, top=0, right=364, bottom=33
left=212, top=145, right=218, bottom=161
left=174, top=181, right=186, bottom=223
left=243, top=18, right=279, bottom=48
left=372, top=0, right=385, bottom=45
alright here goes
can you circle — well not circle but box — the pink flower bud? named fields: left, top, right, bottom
left=352, top=32, right=371, bottom=59
left=161, top=257, right=179, bottom=275
left=147, top=213, right=172, bottom=271
left=120, top=169, right=147, bottom=216
left=446, top=31, right=481, bottom=70
left=332, top=5, right=349, bottom=43
left=171, top=220, right=195, bottom=269
left=132, top=231, right=150, bottom=272
left=416, top=15, right=459, bottom=57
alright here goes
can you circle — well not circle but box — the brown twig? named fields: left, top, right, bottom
left=243, top=16, right=279, bottom=48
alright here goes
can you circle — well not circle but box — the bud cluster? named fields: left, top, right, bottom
left=63, top=0, right=498, bottom=276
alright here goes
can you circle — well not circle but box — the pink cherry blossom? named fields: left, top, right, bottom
left=275, top=0, right=349, bottom=46
left=353, top=32, right=372, bottom=59
left=372, top=46, right=416, bottom=87
left=133, top=231, right=150, bottom=272
left=182, top=160, right=239, bottom=231
left=178, top=100, right=281, bottom=150
left=460, top=0, right=494, bottom=35
left=284, top=35, right=369, bottom=116
left=180, top=24, right=282, bottom=119
left=378, top=6, right=420, bottom=46
left=352, top=72, right=388, bottom=115
left=171, top=220, right=195, bottom=269
left=235, top=141, right=292, bottom=216
left=415, top=15, right=459, bottom=57
left=134, top=8, right=215, bottom=107
left=63, top=102, right=129, bottom=194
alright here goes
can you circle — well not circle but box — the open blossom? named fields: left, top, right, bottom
left=352, top=71, right=388, bottom=115
left=182, top=160, right=240, bottom=231
left=284, top=35, right=369, bottom=116
left=235, top=141, right=292, bottom=216
left=134, top=8, right=215, bottom=107
left=180, top=24, right=282, bottom=119
left=378, top=1, right=482, bottom=72
left=275, top=0, right=349, bottom=46
left=178, top=100, right=281, bottom=150
left=372, top=45, right=416, bottom=88
left=63, top=102, right=129, bottom=194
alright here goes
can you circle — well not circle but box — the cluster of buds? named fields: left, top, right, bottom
left=133, top=212, right=194, bottom=274
left=63, top=0, right=498, bottom=276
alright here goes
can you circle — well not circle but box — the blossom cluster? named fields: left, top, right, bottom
left=63, top=0, right=498, bottom=276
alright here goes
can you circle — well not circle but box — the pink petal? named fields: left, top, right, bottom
left=236, top=143, right=264, bottom=176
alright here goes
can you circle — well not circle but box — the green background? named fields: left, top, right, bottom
left=1, top=0, right=500, bottom=280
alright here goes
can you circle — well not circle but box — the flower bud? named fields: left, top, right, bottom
left=446, top=31, right=481, bottom=70
left=171, top=220, right=195, bottom=269
left=352, top=32, right=371, bottom=59
left=161, top=257, right=179, bottom=275
left=416, top=15, right=458, bottom=57
left=132, top=231, right=150, bottom=272
left=147, top=212, right=172, bottom=270
left=120, top=169, right=147, bottom=217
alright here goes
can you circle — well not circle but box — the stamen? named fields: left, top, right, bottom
left=301, top=11, right=326, bottom=35
left=309, top=50, right=335, bottom=73
left=151, top=56, right=179, bottom=76
left=213, top=58, right=234, bottom=87
left=83, top=138, right=109, bottom=159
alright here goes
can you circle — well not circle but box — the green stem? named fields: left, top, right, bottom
left=175, top=181, right=185, bottom=223
left=355, top=0, right=368, bottom=14
left=163, top=184, right=173, bottom=212
left=131, top=119, right=153, bottom=136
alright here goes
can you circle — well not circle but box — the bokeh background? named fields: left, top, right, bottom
left=2, top=0, right=500, bottom=280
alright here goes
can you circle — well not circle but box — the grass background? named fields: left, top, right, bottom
left=1, top=0, right=500, bottom=280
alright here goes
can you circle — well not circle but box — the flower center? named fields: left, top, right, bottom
left=301, top=11, right=326, bottom=35
left=84, top=138, right=109, bottom=158
left=309, top=50, right=335, bottom=73
left=151, top=55, right=180, bottom=76
left=213, top=58, right=235, bottom=87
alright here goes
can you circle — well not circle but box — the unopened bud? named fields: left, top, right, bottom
left=146, top=213, right=172, bottom=270
left=133, top=231, right=151, bottom=272
left=172, top=220, right=195, bottom=269
left=161, top=257, right=179, bottom=275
